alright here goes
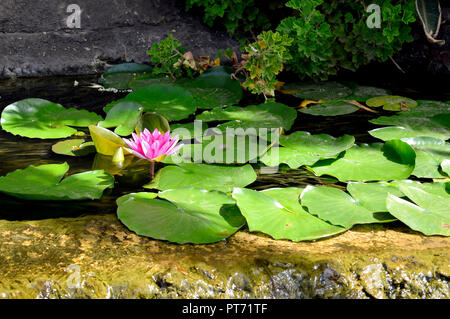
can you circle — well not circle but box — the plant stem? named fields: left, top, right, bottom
left=150, top=161, right=155, bottom=180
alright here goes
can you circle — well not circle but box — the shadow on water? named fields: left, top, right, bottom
left=0, top=74, right=447, bottom=221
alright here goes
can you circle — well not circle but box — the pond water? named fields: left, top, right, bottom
left=0, top=74, right=446, bottom=221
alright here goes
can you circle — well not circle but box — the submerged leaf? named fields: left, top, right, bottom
left=99, top=63, right=154, bottom=89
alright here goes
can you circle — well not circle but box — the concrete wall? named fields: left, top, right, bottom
left=0, top=0, right=239, bottom=78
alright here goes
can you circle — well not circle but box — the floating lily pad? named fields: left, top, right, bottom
left=391, top=180, right=449, bottom=198
left=0, top=163, right=114, bottom=200
left=1, top=98, right=102, bottom=139
left=401, top=137, right=450, bottom=178
left=99, top=63, right=154, bottom=89
left=232, top=187, right=346, bottom=241
left=346, top=182, right=404, bottom=212
left=310, top=140, right=416, bottom=182
left=387, top=195, right=450, bottom=236
left=117, top=188, right=245, bottom=244
left=282, top=82, right=352, bottom=100
left=127, top=74, right=174, bottom=90
left=346, top=86, right=390, bottom=102
left=442, top=159, right=450, bottom=176
left=370, top=114, right=450, bottom=140
left=51, top=139, right=95, bottom=156
left=143, top=163, right=257, bottom=192
left=386, top=182, right=450, bottom=236
left=260, top=132, right=354, bottom=168
left=399, top=100, right=450, bottom=117
left=300, top=186, right=396, bottom=228
left=196, top=102, right=297, bottom=131
left=171, top=121, right=208, bottom=140
left=299, top=100, right=359, bottom=116
left=98, top=102, right=143, bottom=136
left=366, top=96, right=417, bottom=111
left=104, top=85, right=197, bottom=121
left=172, top=133, right=271, bottom=164
left=182, top=75, right=243, bottom=109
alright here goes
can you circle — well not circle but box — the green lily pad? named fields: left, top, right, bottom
left=310, top=140, right=416, bottom=182
left=260, top=132, right=354, bottom=168
left=400, top=100, right=450, bottom=117
left=346, top=182, right=404, bottom=212
left=143, top=163, right=257, bottom=192
left=441, top=159, right=450, bottom=176
left=400, top=137, right=450, bottom=178
left=51, top=139, right=95, bottom=156
left=104, top=85, right=197, bottom=121
left=117, top=188, right=245, bottom=244
left=299, top=100, right=359, bottom=116
left=1, top=98, right=102, bottom=139
left=387, top=194, right=450, bottom=236
left=171, top=133, right=271, bottom=164
left=283, top=82, right=352, bottom=100
left=366, top=96, right=417, bottom=111
left=370, top=114, right=450, bottom=140
left=346, top=86, right=390, bottom=102
left=391, top=180, right=449, bottom=198
left=300, top=186, right=396, bottom=228
left=0, top=163, right=114, bottom=200
left=127, top=74, right=174, bottom=90
left=99, top=63, right=154, bottom=89
left=98, top=102, right=143, bottom=136
left=171, top=121, right=208, bottom=140
left=182, top=75, right=243, bottom=109
left=232, top=187, right=346, bottom=241
left=196, top=102, right=297, bottom=131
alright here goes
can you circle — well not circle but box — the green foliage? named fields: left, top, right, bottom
left=277, top=0, right=416, bottom=79
left=146, top=34, right=188, bottom=79
left=185, top=0, right=283, bottom=41
left=242, top=31, right=293, bottom=97
left=277, top=0, right=335, bottom=80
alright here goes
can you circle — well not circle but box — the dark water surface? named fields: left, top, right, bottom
left=0, top=75, right=446, bottom=220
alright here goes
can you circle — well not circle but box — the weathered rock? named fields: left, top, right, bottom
left=0, top=0, right=239, bottom=79
left=0, top=214, right=448, bottom=299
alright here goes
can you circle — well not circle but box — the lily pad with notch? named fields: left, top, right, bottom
left=1, top=98, right=102, bottom=139
left=117, top=188, right=245, bottom=244
left=300, top=186, right=397, bottom=228
left=232, top=187, right=347, bottom=242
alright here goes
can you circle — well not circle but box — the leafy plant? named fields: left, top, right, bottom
left=277, top=0, right=416, bottom=79
left=185, top=0, right=284, bottom=42
left=146, top=34, right=190, bottom=80
left=240, top=31, right=293, bottom=97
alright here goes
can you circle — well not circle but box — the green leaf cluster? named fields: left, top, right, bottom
left=242, top=31, right=293, bottom=97
left=277, top=0, right=416, bottom=79
left=146, top=34, right=189, bottom=80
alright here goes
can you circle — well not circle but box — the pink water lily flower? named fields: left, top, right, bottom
left=124, top=128, right=181, bottom=162
left=123, top=128, right=182, bottom=179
